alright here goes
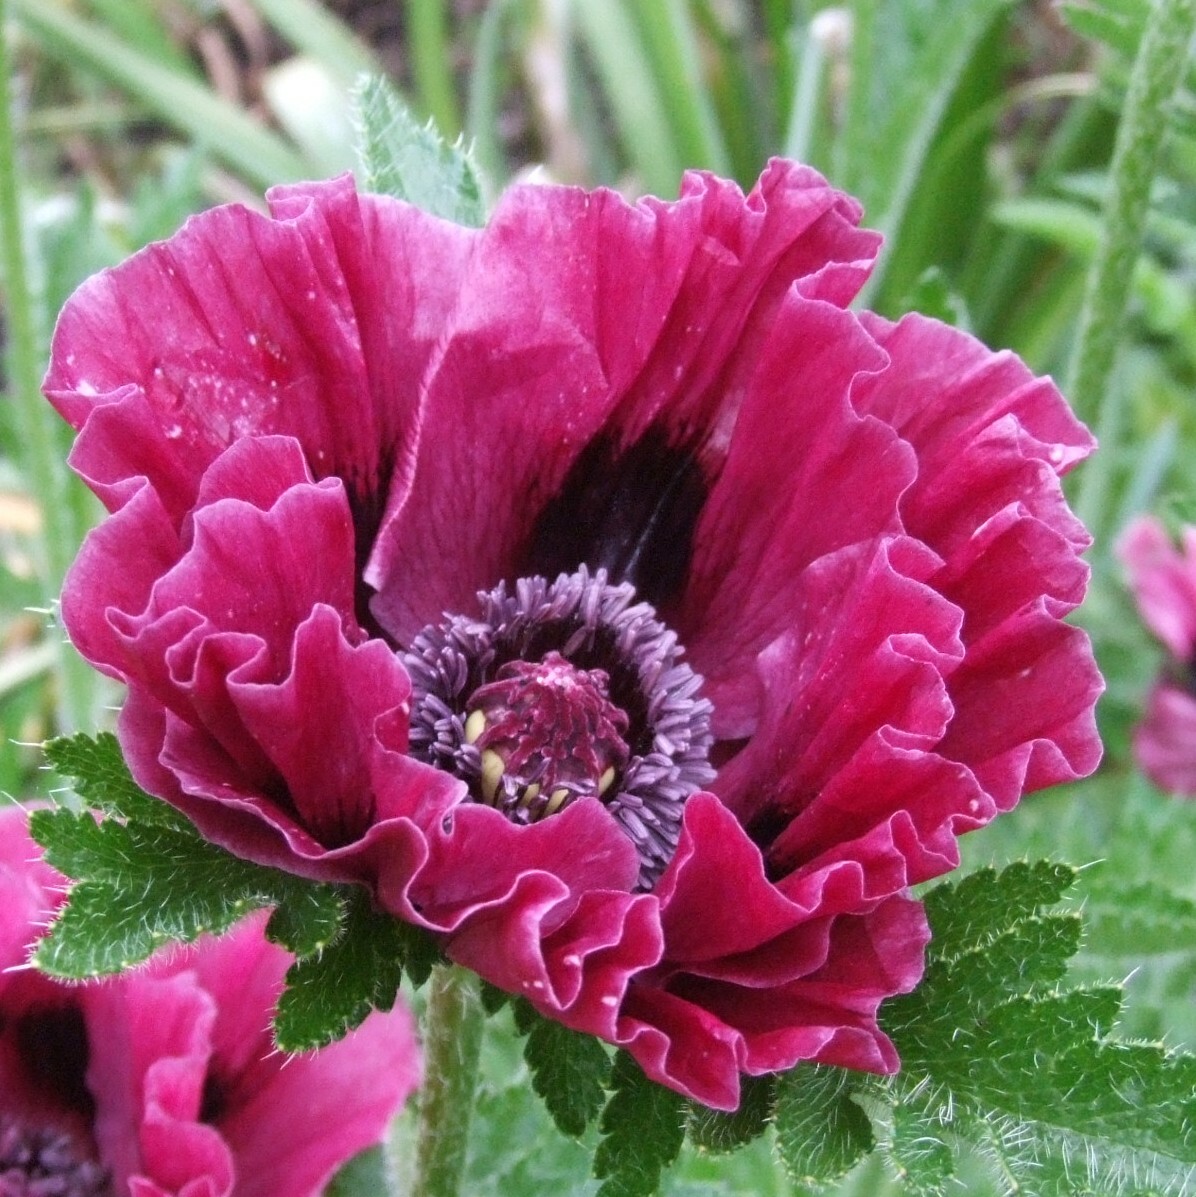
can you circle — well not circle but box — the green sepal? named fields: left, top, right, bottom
left=273, top=884, right=440, bottom=1052
left=593, top=1051, right=686, bottom=1197
left=774, top=1064, right=875, bottom=1187
left=351, top=74, right=485, bottom=225
left=686, top=1073, right=776, bottom=1155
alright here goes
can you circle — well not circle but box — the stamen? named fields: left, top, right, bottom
left=404, top=567, right=714, bottom=889
left=0, top=1118, right=111, bottom=1197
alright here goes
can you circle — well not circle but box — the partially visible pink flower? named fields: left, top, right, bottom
left=0, top=804, right=420, bottom=1197
left=45, top=162, right=1103, bottom=1109
left=1119, top=515, right=1196, bottom=794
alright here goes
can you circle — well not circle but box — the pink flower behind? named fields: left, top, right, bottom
left=0, top=804, right=420, bottom=1197
left=46, top=162, right=1103, bottom=1109
left=1119, top=515, right=1196, bottom=795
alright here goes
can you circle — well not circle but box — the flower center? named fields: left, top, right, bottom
left=404, top=568, right=714, bottom=889
left=0, top=1118, right=111, bottom=1197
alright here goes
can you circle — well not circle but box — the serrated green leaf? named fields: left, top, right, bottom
left=479, top=980, right=511, bottom=1016
left=28, top=807, right=334, bottom=978
left=523, top=1013, right=612, bottom=1137
left=264, top=884, right=345, bottom=958
left=686, top=1074, right=776, bottom=1156
left=351, top=74, right=485, bottom=226
left=774, top=1065, right=875, bottom=1187
left=593, top=1051, right=685, bottom=1197
left=923, top=860, right=1077, bottom=961
left=274, top=885, right=437, bottom=1052
left=44, top=732, right=186, bottom=827
left=881, top=863, right=1196, bottom=1186
left=887, top=1086, right=955, bottom=1197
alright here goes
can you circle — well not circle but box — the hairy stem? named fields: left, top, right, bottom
left=411, top=965, right=486, bottom=1197
left=1065, top=0, right=1196, bottom=423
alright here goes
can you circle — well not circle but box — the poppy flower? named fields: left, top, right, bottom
left=45, top=161, right=1102, bottom=1109
left=0, top=804, right=420, bottom=1196
left=1119, top=515, right=1196, bottom=795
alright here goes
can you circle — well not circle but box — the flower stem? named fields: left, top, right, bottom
left=1065, top=0, right=1196, bottom=423
left=0, top=0, right=103, bottom=734
left=411, top=965, right=485, bottom=1197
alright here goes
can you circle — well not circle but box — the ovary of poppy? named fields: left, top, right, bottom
left=45, top=161, right=1103, bottom=1109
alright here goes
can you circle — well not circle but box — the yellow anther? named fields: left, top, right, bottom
left=480, top=750, right=505, bottom=803
left=598, top=766, right=616, bottom=795
left=545, top=788, right=569, bottom=816
left=464, top=709, right=487, bottom=744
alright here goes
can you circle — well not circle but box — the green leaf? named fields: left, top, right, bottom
left=28, top=805, right=342, bottom=979
left=44, top=731, right=183, bottom=826
left=922, top=860, right=1077, bottom=958
left=879, top=862, right=1196, bottom=1189
left=773, top=1065, right=875, bottom=1187
left=593, top=1051, right=685, bottom=1197
left=523, top=1013, right=613, bottom=1137
left=324, top=1145, right=390, bottom=1197
left=263, top=884, right=345, bottom=959
left=351, top=75, right=485, bottom=226
left=686, top=1074, right=776, bottom=1156
left=274, top=885, right=439, bottom=1052
left=479, top=980, right=511, bottom=1016
left=886, top=1084, right=955, bottom=1197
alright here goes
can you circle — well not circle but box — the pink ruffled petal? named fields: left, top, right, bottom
left=46, top=175, right=473, bottom=528
left=1118, top=515, right=1196, bottom=659
left=1134, top=682, right=1196, bottom=796
left=367, top=161, right=880, bottom=642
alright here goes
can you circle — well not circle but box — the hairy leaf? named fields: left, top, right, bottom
left=352, top=74, right=484, bottom=225
left=593, top=1052, right=685, bottom=1197
left=45, top=731, right=186, bottom=826
left=29, top=805, right=342, bottom=978
left=274, top=884, right=436, bottom=1052
left=523, top=1013, right=613, bottom=1137
left=686, top=1074, right=776, bottom=1156
left=774, top=1065, right=874, bottom=1187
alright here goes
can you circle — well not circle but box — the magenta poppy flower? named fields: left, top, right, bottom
left=1119, top=515, right=1196, bottom=795
left=0, top=804, right=420, bottom=1196
left=45, top=161, right=1102, bottom=1110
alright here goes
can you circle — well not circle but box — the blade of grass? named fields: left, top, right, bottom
left=248, top=0, right=380, bottom=88
left=0, top=0, right=104, bottom=733
left=835, top=0, right=877, bottom=191
left=783, top=23, right=828, bottom=167
left=627, top=0, right=731, bottom=174
left=1065, top=0, right=1196, bottom=424
left=571, top=0, right=683, bottom=196
left=11, top=0, right=308, bottom=189
left=408, top=0, right=461, bottom=137
left=85, top=0, right=198, bottom=77
left=855, top=0, right=1017, bottom=307
left=465, top=0, right=510, bottom=189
